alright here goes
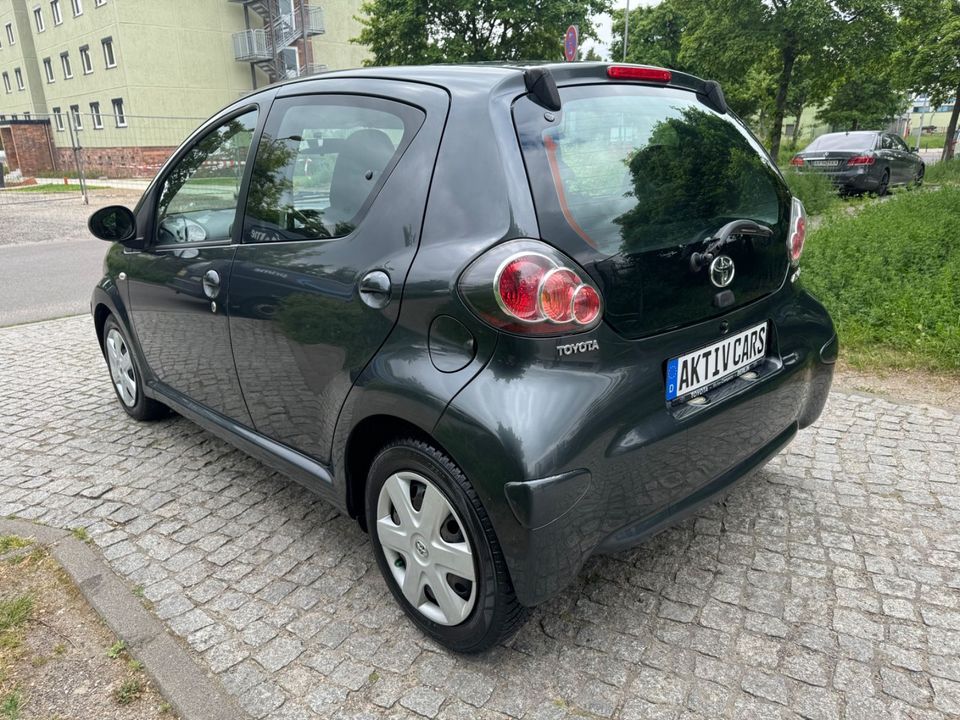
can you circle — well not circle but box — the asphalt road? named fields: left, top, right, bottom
left=0, top=238, right=106, bottom=327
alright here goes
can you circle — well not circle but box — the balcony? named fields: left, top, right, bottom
left=304, top=6, right=324, bottom=36
left=232, top=29, right=271, bottom=62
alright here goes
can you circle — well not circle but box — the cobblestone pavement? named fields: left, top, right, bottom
left=2, top=315, right=959, bottom=720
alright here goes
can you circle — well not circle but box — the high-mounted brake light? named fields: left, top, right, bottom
left=607, top=66, right=672, bottom=83
left=847, top=155, right=875, bottom=166
left=788, top=197, right=806, bottom=266
left=790, top=156, right=805, bottom=167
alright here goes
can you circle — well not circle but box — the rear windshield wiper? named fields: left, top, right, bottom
left=690, top=220, right=773, bottom=271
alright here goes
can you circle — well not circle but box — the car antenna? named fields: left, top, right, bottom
left=523, top=67, right=561, bottom=111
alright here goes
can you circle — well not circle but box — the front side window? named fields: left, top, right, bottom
left=90, top=101, right=102, bottom=128
left=14, top=67, right=24, bottom=90
left=34, top=6, right=45, bottom=32
left=102, top=37, right=115, bottom=67
left=243, top=96, right=422, bottom=243
left=51, top=0, right=62, bottom=24
left=52, top=106, right=64, bottom=130
left=80, top=45, right=92, bottom=74
left=69, top=104, right=82, bottom=130
left=61, top=52, right=72, bottom=78
left=43, top=58, right=54, bottom=83
left=155, top=109, right=258, bottom=246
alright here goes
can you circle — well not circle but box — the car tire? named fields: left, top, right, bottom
left=915, top=164, right=925, bottom=187
left=876, top=169, right=890, bottom=196
left=365, top=439, right=527, bottom=652
left=101, top=315, right=168, bottom=421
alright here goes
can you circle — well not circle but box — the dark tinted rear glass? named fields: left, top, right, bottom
left=516, top=85, right=785, bottom=259
left=804, top=132, right=877, bottom=152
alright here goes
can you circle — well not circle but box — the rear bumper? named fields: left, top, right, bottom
left=434, top=284, right=835, bottom=606
left=803, top=167, right=881, bottom=191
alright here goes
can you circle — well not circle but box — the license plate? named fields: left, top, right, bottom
left=665, top=322, right=768, bottom=402
left=809, top=160, right=840, bottom=167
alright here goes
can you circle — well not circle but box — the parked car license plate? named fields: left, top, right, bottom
left=665, top=322, right=769, bottom=402
left=809, top=160, right=840, bottom=167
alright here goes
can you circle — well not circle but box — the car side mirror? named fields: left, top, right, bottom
left=88, top=205, right=138, bottom=244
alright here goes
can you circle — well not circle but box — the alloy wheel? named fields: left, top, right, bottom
left=105, top=328, right=137, bottom=407
left=376, top=470, right=477, bottom=626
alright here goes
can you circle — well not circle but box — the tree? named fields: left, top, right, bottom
left=609, top=0, right=687, bottom=69
left=353, top=0, right=610, bottom=65
left=897, top=0, right=960, bottom=160
left=816, top=67, right=907, bottom=130
left=659, top=0, right=896, bottom=160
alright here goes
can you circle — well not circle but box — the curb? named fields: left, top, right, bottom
left=0, top=518, right=249, bottom=720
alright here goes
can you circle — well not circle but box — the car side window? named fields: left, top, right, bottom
left=242, top=95, right=424, bottom=243
left=881, top=134, right=894, bottom=150
left=155, top=109, right=258, bottom=246
left=893, top=135, right=910, bottom=152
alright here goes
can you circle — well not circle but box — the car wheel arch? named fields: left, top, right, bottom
left=94, top=303, right=112, bottom=349
left=344, top=414, right=465, bottom=531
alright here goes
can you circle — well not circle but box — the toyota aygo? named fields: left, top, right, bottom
left=89, top=63, right=836, bottom=652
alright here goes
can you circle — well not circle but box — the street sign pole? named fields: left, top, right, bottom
left=623, top=0, right=630, bottom=62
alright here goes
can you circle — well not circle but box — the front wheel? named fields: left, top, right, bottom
left=876, top=168, right=890, bottom=196
left=915, top=164, right=925, bottom=187
left=365, top=439, right=526, bottom=652
left=101, top=315, right=168, bottom=421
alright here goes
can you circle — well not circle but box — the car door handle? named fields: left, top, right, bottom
left=359, top=270, right=391, bottom=309
left=202, top=269, right=221, bottom=299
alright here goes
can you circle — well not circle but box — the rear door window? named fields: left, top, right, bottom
left=243, top=95, right=424, bottom=243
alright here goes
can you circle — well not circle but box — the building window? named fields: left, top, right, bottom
left=4, top=23, right=13, bottom=44
left=51, top=0, right=62, bottom=24
left=43, top=57, right=54, bottom=83
left=79, top=45, right=92, bottom=74
left=2, top=73, right=10, bottom=94
left=61, top=52, right=72, bottom=79
left=34, top=6, right=45, bottom=32
left=14, top=68, right=24, bottom=90
left=101, top=37, right=116, bottom=68
left=71, top=0, right=82, bottom=16
left=90, top=101, right=102, bottom=129
left=52, top=106, right=64, bottom=131
left=95, top=0, right=105, bottom=5
left=0, top=115, right=5, bottom=122
left=70, top=104, right=82, bottom=130
left=24, top=111, right=30, bottom=119
left=111, top=97, right=126, bottom=127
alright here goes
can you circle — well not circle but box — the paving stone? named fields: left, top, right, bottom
left=2, top=316, right=959, bottom=720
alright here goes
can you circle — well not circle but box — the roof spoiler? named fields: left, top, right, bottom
left=697, top=80, right=728, bottom=114
left=523, top=67, right=561, bottom=111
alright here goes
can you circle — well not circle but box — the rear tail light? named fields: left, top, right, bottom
left=790, top=156, right=804, bottom=167
left=847, top=155, right=875, bottom=166
left=607, top=66, right=672, bottom=83
left=460, top=239, right=603, bottom=335
left=788, top=197, right=806, bottom=266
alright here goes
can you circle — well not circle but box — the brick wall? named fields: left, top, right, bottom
left=55, top=145, right=176, bottom=179
left=0, top=121, right=59, bottom=175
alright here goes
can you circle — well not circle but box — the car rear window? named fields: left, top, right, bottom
left=805, top=132, right=877, bottom=152
left=515, top=84, right=785, bottom=259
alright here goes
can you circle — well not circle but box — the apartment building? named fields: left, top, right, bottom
left=0, top=0, right=366, bottom=176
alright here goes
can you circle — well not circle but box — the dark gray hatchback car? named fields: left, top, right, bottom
left=89, top=63, right=836, bottom=652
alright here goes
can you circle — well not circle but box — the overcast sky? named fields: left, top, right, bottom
left=583, top=0, right=660, bottom=61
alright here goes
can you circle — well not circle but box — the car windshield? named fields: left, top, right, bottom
left=805, top=132, right=877, bottom=152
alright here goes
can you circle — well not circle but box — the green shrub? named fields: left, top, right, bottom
left=802, top=186, right=960, bottom=371
left=925, top=157, right=960, bottom=185
left=781, top=168, right=840, bottom=215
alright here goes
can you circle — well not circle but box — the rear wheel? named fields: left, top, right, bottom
left=102, top=316, right=168, bottom=421
left=365, top=439, right=526, bottom=652
left=876, top=169, right=890, bottom=196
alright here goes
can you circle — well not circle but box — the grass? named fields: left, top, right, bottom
left=113, top=677, right=143, bottom=706
left=781, top=168, right=842, bottom=215
left=69, top=527, right=89, bottom=543
left=0, top=597, right=32, bottom=635
left=0, top=538, right=29, bottom=556
left=106, top=640, right=125, bottom=659
left=803, top=185, right=960, bottom=372
left=4, top=183, right=107, bottom=193
left=0, top=689, right=23, bottom=720
left=925, top=157, right=960, bottom=185
left=913, top=132, right=947, bottom=150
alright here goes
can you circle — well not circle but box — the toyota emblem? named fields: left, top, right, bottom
left=709, top=255, right=735, bottom=288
